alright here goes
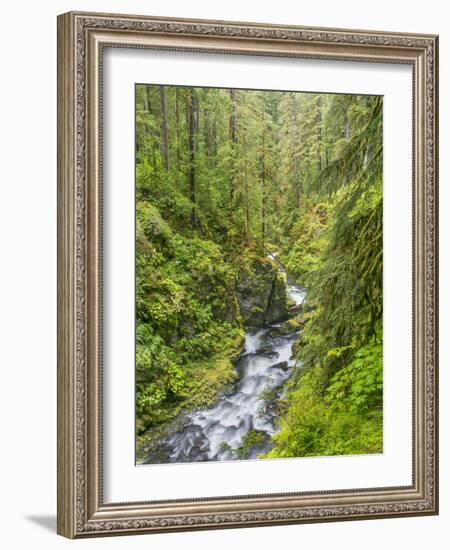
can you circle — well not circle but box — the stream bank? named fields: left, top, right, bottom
left=139, top=257, right=305, bottom=464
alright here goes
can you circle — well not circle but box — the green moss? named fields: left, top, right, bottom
left=236, top=429, right=266, bottom=459
left=136, top=198, right=247, bottom=443
left=185, top=331, right=245, bottom=409
left=235, top=253, right=289, bottom=327
left=278, top=316, right=304, bottom=335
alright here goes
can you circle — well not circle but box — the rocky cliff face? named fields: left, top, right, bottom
left=236, top=256, right=288, bottom=327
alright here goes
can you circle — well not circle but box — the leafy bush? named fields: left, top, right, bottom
left=266, top=339, right=382, bottom=458
left=135, top=199, right=244, bottom=432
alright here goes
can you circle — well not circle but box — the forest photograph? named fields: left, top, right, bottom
left=135, top=83, right=383, bottom=465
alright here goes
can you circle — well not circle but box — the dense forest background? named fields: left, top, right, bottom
left=135, top=84, right=383, bottom=460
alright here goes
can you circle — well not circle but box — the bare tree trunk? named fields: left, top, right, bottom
left=206, top=108, right=215, bottom=169
left=243, top=137, right=250, bottom=238
left=294, top=156, right=300, bottom=210
left=229, top=89, right=237, bottom=203
left=145, top=86, right=152, bottom=114
left=212, top=119, right=217, bottom=160
left=143, top=87, right=149, bottom=112
left=291, top=95, right=301, bottom=210
left=175, top=87, right=180, bottom=168
left=188, top=90, right=197, bottom=227
left=261, top=101, right=266, bottom=250
left=316, top=96, right=322, bottom=173
left=228, top=89, right=237, bottom=143
left=344, top=102, right=351, bottom=140
left=159, top=85, right=170, bottom=171
left=343, top=103, right=351, bottom=185
left=143, top=86, right=158, bottom=179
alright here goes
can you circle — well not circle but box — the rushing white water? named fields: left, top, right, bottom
left=143, top=266, right=305, bottom=464
left=268, top=252, right=306, bottom=307
left=287, top=285, right=306, bottom=306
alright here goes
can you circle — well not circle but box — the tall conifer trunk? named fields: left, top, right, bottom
left=159, top=85, right=170, bottom=171
left=188, top=90, right=197, bottom=227
left=229, top=89, right=237, bottom=203
left=260, top=100, right=266, bottom=250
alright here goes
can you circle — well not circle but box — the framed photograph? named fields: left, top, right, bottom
left=57, top=11, right=439, bottom=538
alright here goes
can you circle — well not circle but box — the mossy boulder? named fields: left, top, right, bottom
left=236, top=255, right=288, bottom=327
left=265, top=272, right=288, bottom=325
left=235, top=429, right=267, bottom=459
left=278, top=316, right=307, bottom=335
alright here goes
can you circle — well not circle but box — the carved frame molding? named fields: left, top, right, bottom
left=57, top=11, right=438, bottom=538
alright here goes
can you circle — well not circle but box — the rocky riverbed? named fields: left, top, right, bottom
left=139, top=257, right=306, bottom=464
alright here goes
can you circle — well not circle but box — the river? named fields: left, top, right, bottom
left=142, top=265, right=305, bottom=464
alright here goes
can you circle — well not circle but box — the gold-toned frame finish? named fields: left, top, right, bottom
left=57, top=11, right=439, bottom=539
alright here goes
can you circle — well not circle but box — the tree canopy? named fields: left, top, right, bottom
left=136, top=84, right=383, bottom=460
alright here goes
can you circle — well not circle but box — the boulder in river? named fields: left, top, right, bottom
left=255, top=345, right=279, bottom=358
left=264, top=272, right=289, bottom=325
left=270, top=360, right=289, bottom=371
left=236, top=255, right=288, bottom=327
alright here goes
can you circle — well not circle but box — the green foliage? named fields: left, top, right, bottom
left=135, top=190, right=244, bottom=434
left=236, top=430, right=266, bottom=459
left=326, top=340, right=383, bottom=413
left=135, top=83, right=384, bottom=460
left=266, top=339, right=383, bottom=458
left=282, top=201, right=329, bottom=282
left=266, top=92, right=383, bottom=459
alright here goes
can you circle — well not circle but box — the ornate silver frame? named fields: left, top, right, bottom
left=57, top=11, right=439, bottom=538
